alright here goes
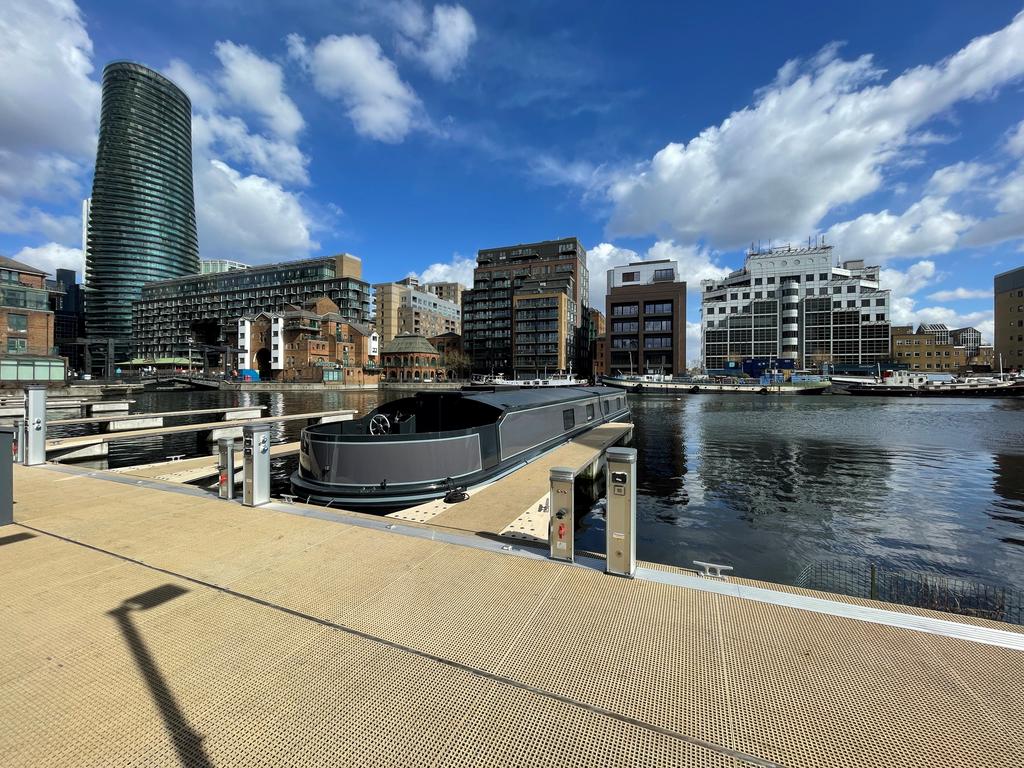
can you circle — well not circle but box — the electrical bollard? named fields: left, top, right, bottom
left=548, top=466, right=575, bottom=562
left=24, top=385, right=46, bottom=466
left=242, top=424, right=270, bottom=507
left=12, top=419, right=24, bottom=464
left=0, top=425, right=13, bottom=525
left=605, top=447, right=638, bottom=577
left=218, top=438, right=236, bottom=500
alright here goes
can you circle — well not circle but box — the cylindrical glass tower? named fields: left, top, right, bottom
left=85, top=61, right=199, bottom=339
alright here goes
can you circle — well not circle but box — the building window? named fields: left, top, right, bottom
left=806, top=274, right=814, bottom=282
left=861, top=299, right=870, bottom=307
left=562, top=408, right=575, bottom=430
left=847, top=301, right=856, bottom=308
left=875, top=298, right=886, bottom=306
left=754, top=278, right=763, bottom=285
left=6, top=314, right=27, bottom=333
left=742, top=292, right=750, bottom=299
left=819, top=273, right=829, bottom=281
left=7, top=338, right=26, bottom=354
left=653, top=268, right=674, bottom=281
left=644, top=302, right=673, bottom=314
left=876, top=313, right=885, bottom=321
left=767, top=277, right=775, bottom=284
left=847, top=286, right=856, bottom=293
left=730, top=293, right=738, bottom=300
left=622, top=271, right=639, bottom=282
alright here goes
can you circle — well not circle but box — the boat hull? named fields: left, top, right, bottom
left=291, top=386, right=631, bottom=510
left=602, top=378, right=830, bottom=395
left=847, top=384, right=1024, bottom=397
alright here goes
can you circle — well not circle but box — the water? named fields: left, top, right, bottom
left=53, top=389, right=1024, bottom=594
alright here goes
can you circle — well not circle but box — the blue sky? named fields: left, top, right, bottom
left=3, top=1, right=1024, bottom=354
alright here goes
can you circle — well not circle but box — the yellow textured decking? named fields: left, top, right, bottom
left=111, top=441, right=301, bottom=483
left=3, top=464, right=1024, bottom=767
left=390, top=422, right=633, bottom=535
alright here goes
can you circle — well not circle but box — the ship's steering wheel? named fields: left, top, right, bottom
left=369, top=413, right=391, bottom=436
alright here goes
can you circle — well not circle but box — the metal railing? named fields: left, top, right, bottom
left=794, top=560, right=1024, bottom=625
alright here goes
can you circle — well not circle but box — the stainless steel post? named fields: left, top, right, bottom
left=218, top=438, right=236, bottom=500
left=24, top=385, right=46, bottom=466
left=605, top=447, right=637, bottom=577
left=242, top=424, right=270, bottom=507
left=12, top=419, right=24, bottom=464
left=548, top=466, right=575, bottom=562
left=0, top=426, right=12, bottom=525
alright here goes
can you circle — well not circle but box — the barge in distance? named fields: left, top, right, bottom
left=291, top=386, right=631, bottom=510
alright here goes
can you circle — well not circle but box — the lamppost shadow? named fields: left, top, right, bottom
left=108, top=584, right=213, bottom=768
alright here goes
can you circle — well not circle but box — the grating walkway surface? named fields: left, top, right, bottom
left=111, top=441, right=301, bottom=483
left=2, top=465, right=1023, bottom=767
left=391, top=422, right=633, bottom=535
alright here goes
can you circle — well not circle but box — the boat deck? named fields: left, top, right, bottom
left=3, top=463, right=1023, bottom=767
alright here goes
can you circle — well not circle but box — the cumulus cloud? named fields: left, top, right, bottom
left=0, top=0, right=98, bottom=243
left=213, top=41, right=304, bottom=140
left=825, top=195, right=975, bottom=262
left=925, top=161, right=993, bottom=195
left=393, top=3, right=477, bottom=81
left=605, top=13, right=1024, bottom=247
left=879, top=260, right=993, bottom=341
left=927, top=287, right=991, bottom=301
left=12, top=242, right=84, bottom=281
left=195, top=160, right=317, bottom=262
left=192, top=112, right=309, bottom=185
left=289, top=33, right=421, bottom=143
left=411, top=252, right=475, bottom=286
left=586, top=240, right=729, bottom=308
left=1006, top=118, right=1024, bottom=158
left=961, top=138, right=1024, bottom=247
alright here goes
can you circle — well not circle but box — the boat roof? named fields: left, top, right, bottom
left=419, top=386, right=617, bottom=413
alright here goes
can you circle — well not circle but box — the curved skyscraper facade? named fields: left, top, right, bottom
left=85, top=61, right=199, bottom=339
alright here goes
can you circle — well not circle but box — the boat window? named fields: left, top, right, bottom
left=563, top=408, right=575, bottom=430
left=586, top=403, right=595, bottom=420
left=616, top=397, right=623, bottom=410
left=602, top=400, right=609, bottom=415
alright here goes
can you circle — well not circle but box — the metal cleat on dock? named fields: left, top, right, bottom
left=693, top=560, right=734, bottom=580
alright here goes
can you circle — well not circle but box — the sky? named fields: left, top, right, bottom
left=3, top=0, right=1024, bottom=360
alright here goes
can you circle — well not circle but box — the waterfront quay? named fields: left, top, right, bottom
left=3, top=460, right=1024, bottom=767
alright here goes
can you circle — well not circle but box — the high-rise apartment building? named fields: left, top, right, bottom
left=85, top=62, right=199, bottom=340
left=132, top=254, right=370, bottom=366
left=513, top=287, right=570, bottom=375
left=605, top=260, right=687, bottom=375
left=373, top=277, right=460, bottom=346
left=995, top=267, right=1024, bottom=371
left=701, top=244, right=890, bottom=370
left=462, top=237, right=588, bottom=374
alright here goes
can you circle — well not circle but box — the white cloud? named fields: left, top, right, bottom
left=605, top=13, right=1024, bottom=247
left=925, top=161, right=992, bottom=195
left=195, top=159, right=317, bottom=261
left=961, top=163, right=1024, bottom=247
left=394, top=3, right=477, bottom=81
left=411, top=253, right=475, bottom=286
left=213, top=41, right=304, bottom=140
left=1006, top=118, right=1024, bottom=158
left=164, top=58, right=219, bottom=113
left=825, top=195, right=975, bottom=262
left=686, top=320, right=703, bottom=369
left=879, top=260, right=993, bottom=341
left=927, top=287, right=991, bottom=301
left=586, top=240, right=730, bottom=308
left=0, top=0, right=99, bottom=162
left=192, top=112, right=309, bottom=185
left=12, top=242, right=84, bottom=281
left=290, top=33, right=421, bottom=143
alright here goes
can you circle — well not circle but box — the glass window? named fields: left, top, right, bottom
left=7, top=314, right=27, bottom=332
left=562, top=408, right=575, bottom=430
left=875, top=298, right=886, bottom=306
left=586, top=403, right=595, bottom=420
left=819, top=273, right=829, bottom=281
left=653, top=268, right=674, bottom=281
left=621, top=271, right=639, bottom=282
left=847, top=285, right=856, bottom=293
left=602, top=399, right=609, bottom=415
left=766, top=277, right=776, bottom=284
left=7, top=338, right=26, bottom=354
left=806, top=274, right=815, bottom=281
left=754, top=277, right=763, bottom=285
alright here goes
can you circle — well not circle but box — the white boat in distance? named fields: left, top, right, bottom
left=470, top=372, right=589, bottom=388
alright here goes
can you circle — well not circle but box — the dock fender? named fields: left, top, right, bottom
left=759, top=387, right=769, bottom=395
left=690, top=386, right=700, bottom=394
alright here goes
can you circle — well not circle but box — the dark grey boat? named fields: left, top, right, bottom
left=291, top=386, right=631, bottom=509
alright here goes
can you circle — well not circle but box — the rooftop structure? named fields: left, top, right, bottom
left=201, top=259, right=250, bottom=274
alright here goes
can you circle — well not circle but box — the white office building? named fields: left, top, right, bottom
left=700, top=244, right=891, bottom=370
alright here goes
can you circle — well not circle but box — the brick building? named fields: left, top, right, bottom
left=0, top=255, right=65, bottom=383
left=380, top=333, right=441, bottom=382
left=995, top=266, right=1024, bottom=372
left=606, top=260, right=687, bottom=375
left=891, top=324, right=991, bottom=372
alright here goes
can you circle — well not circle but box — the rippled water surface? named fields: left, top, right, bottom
left=56, top=388, right=1024, bottom=591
